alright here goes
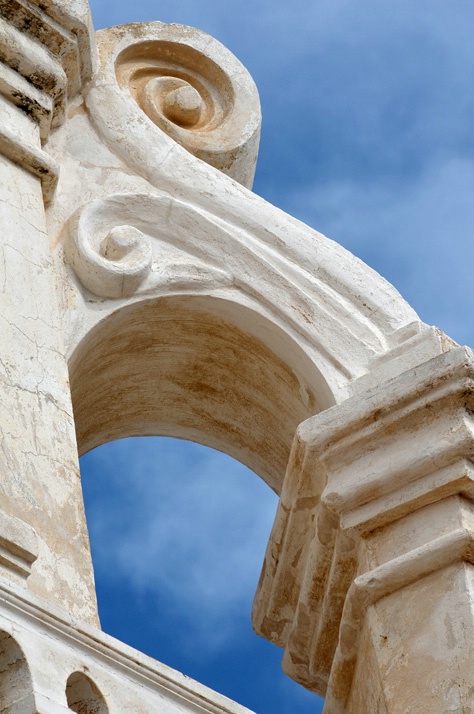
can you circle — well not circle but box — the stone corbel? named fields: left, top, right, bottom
left=253, top=346, right=474, bottom=712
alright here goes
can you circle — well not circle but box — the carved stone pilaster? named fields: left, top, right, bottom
left=0, top=1, right=99, bottom=621
left=253, top=346, right=474, bottom=712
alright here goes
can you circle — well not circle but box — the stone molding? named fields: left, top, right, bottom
left=324, top=502, right=474, bottom=713
left=0, top=0, right=95, bottom=201
left=0, top=118, right=59, bottom=199
left=253, top=346, right=474, bottom=703
left=0, top=577, right=254, bottom=714
left=0, top=0, right=95, bottom=124
left=0, top=511, right=38, bottom=581
left=0, top=0, right=95, bottom=91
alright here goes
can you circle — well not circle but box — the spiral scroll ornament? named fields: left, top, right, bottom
left=65, top=193, right=236, bottom=300
left=113, top=26, right=261, bottom=187
left=66, top=198, right=153, bottom=299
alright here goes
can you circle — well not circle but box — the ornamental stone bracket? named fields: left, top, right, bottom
left=45, top=23, right=452, bottom=408
left=253, top=346, right=474, bottom=712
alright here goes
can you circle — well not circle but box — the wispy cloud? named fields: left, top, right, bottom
left=282, top=155, right=474, bottom=345
left=81, top=438, right=277, bottom=654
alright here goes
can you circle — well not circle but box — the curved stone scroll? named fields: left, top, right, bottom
left=65, top=193, right=232, bottom=300
left=106, top=23, right=261, bottom=188
left=66, top=198, right=153, bottom=299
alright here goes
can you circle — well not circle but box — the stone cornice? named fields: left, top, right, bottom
left=0, top=0, right=95, bottom=201
left=0, top=577, right=254, bottom=714
left=0, top=0, right=95, bottom=108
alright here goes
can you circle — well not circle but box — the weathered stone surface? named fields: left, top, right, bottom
left=254, top=347, right=474, bottom=710
left=108, top=22, right=262, bottom=188
left=0, top=1, right=473, bottom=712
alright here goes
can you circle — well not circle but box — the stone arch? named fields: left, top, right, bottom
left=66, top=672, right=109, bottom=714
left=0, top=632, right=34, bottom=714
left=70, top=294, right=335, bottom=493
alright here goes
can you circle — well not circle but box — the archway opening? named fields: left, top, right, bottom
left=72, top=294, right=330, bottom=711
left=70, top=294, right=334, bottom=494
left=80, top=437, right=324, bottom=714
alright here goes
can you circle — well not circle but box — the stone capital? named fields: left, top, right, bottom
left=253, top=346, right=474, bottom=710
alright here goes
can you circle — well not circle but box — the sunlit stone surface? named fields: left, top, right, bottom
left=0, top=0, right=472, bottom=711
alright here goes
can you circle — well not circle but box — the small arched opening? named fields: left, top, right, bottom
left=0, top=632, right=34, bottom=714
left=66, top=671, right=109, bottom=714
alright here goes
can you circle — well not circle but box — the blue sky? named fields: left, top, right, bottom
left=81, top=2, right=474, bottom=713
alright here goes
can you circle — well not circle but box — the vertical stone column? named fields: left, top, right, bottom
left=0, top=3, right=98, bottom=623
left=254, top=346, right=474, bottom=712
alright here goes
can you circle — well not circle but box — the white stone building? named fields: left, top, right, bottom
left=0, top=2, right=473, bottom=711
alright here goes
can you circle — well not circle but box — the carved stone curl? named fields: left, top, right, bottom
left=97, top=22, right=261, bottom=188
left=66, top=197, right=153, bottom=299
left=65, top=193, right=233, bottom=300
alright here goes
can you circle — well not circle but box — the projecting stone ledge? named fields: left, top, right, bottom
left=0, top=0, right=95, bottom=201
left=0, top=577, right=255, bottom=714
